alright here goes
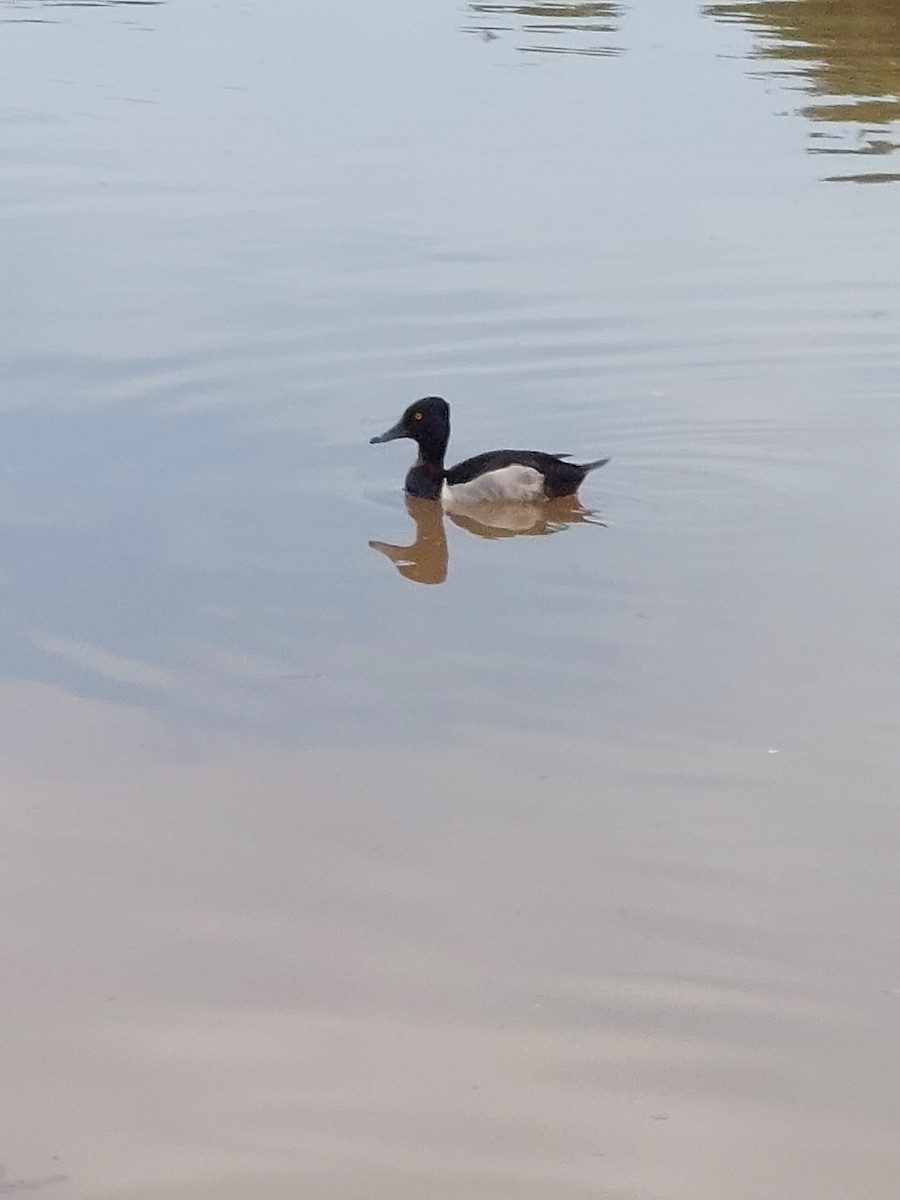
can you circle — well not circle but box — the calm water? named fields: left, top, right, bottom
left=1, top=1, right=899, bottom=1197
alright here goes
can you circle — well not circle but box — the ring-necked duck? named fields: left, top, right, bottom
left=370, top=396, right=609, bottom=503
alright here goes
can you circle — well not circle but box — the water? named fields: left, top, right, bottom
left=1, top=1, right=899, bottom=1197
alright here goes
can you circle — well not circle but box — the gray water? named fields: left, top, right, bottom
left=1, top=1, right=899, bottom=1197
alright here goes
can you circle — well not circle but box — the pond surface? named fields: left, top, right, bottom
left=1, top=1, right=899, bottom=1197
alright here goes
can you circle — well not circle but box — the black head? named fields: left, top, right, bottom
left=370, top=396, right=450, bottom=464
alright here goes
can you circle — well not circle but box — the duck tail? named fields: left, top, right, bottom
left=580, top=457, right=610, bottom=475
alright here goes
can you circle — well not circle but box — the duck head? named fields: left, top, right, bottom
left=370, top=396, right=450, bottom=466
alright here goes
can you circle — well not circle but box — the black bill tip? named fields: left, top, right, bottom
left=370, top=423, right=404, bottom=445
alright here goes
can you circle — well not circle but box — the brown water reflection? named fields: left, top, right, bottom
left=369, top=496, right=602, bottom=586
left=4, top=678, right=900, bottom=1200
left=465, top=2, right=624, bottom=56
left=705, top=0, right=900, bottom=180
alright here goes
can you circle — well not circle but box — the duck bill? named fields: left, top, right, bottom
left=370, top=420, right=406, bottom=445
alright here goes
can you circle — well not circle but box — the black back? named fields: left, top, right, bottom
left=446, top=450, right=608, bottom=499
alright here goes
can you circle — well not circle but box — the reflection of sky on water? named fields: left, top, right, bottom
left=0, top=403, right=626, bottom=747
left=465, top=1, right=625, bottom=57
left=1, top=0, right=898, bottom=756
left=705, top=0, right=900, bottom=182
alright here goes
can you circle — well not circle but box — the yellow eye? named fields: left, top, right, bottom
left=414, top=412, right=422, bottom=420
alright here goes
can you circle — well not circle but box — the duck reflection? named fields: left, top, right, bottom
left=369, top=495, right=603, bottom=586
left=704, top=0, right=900, bottom=180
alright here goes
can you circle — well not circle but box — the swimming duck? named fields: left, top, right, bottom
left=370, top=396, right=608, bottom=503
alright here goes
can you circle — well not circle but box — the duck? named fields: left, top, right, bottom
left=370, top=396, right=608, bottom=504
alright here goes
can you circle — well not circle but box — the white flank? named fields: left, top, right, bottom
left=442, top=465, right=546, bottom=506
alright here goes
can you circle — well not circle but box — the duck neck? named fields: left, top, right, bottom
left=417, top=420, right=448, bottom=466
left=405, top=458, right=444, bottom=500
left=404, top=421, right=448, bottom=500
